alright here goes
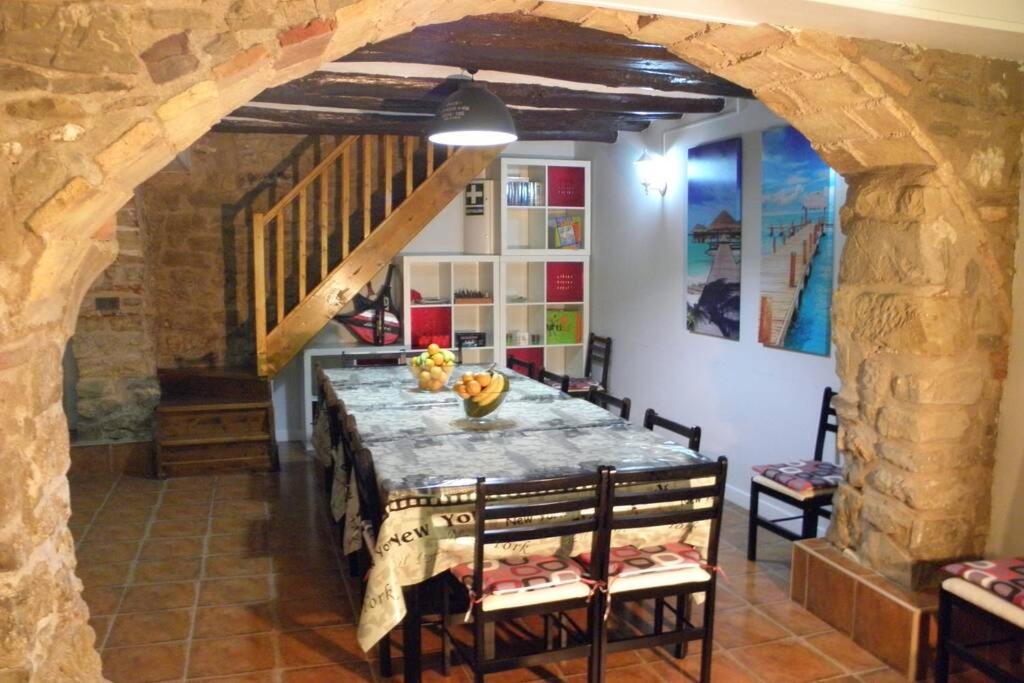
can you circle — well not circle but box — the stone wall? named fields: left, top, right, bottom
left=0, top=2, right=1022, bottom=680
left=139, top=131, right=321, bottom=369
left=72, top=197, right=159, bottom=442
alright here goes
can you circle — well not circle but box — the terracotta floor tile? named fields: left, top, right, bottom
left=648, top=652, right=758, bottom=682
left=86, top=522, right=149, bottom=543
left=107, top=608, right=193, bottom=647
left=194, top=603, right=274, bottom=638
left=281, top=662, right=375, bottom=682
left=271, top=551, right=339, bottom=576
left=120, top=582, right=198, bottom=612
left=276, top=595, right=355, bottom=630
left=156, top=503, right=211, bottom=521
left=89, top=615, right=112, bottom=648
left=210, top=516, right=270, bottom=535
left=730, top=639, right=843, bottom=683
left=207, top=532, right=270, bottom=555
left=211, top=500, right=268, bottom=519
left=149, top=518, right=209, bottom=538
left=858, top=668, right=909, bottom=682
left=204, top=553, right=272, bottom=579
left=730, top=570, right=791, bottom=605
left=189, top=673, right=275, bottom=683
left=140, top=536, right=206, bottom=561
left=755, top=601, right=832, bottom=636
left=132, top=558, right=202, bottom=584
left=198, top=576, right=272, bottom=606
left=187, top=634, right=276, bottom=678
left=713, top=607, right=790, bottom=649
left=82, top=585, right=124, bottom=615
left=78, top=561, right=133, bottom=588
left=715, top=584, right=750, bottom=611
left=102, top=642, right=187, bottom=683
left=278, top=625, right=365, bottom=667
left=805, top=631, right=886, bottom=673
left=384, top=653, right=471, bottom=682
left=77, top=540, right=141, bottom=565
left=273, top=572, right=345, bottom=600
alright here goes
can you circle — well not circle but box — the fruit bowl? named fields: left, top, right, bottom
left=453, top=368, right=510, bottom=419
left=409, top=344, right=458, bottom=392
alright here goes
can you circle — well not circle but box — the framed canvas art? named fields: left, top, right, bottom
left=686, top=137, right=742, bottom=340
left=758, top=126, right=835, bottom=356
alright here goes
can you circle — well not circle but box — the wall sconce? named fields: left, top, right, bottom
left=634, top=150, right=667, bottom=197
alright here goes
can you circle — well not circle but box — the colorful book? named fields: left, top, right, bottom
left=546, top=310, right=582, bottom=345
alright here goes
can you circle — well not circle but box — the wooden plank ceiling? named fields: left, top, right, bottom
left=216, top=13, right=752, bottom=143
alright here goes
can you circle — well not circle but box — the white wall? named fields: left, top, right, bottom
left=989, top=177, right=1024, bottom=556
left=577, top=102, right=845, bottom=514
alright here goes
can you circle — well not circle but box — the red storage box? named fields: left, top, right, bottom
left=546, top=262, right=584, bottom=303
left=411, top=306, right=452, bottom=349
left=547, top=166, right=585, bottom=207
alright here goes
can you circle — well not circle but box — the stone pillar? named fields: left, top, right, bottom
left=72, top=197, right=160, bottom=442
left=830, top=167, right=1008, bottom=588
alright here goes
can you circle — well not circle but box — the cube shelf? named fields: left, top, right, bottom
left=402, top=255, right=499, bottom=353
left=501, top=158, right=590, bottom=255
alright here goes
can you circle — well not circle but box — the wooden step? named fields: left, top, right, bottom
left=158, top=407, right=271, bottom=442
left=158, top=433, right=272, bottom=448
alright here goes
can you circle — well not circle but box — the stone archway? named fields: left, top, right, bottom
left=1, top=1, right=1020, bottom=678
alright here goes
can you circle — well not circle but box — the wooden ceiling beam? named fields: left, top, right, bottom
left=254, top=72, right=726, bottom=115
left=337, top=14, right=752, bottom=99
left=218, top=105, right=647, bottom=142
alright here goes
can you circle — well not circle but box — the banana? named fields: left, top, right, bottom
left=474, top=372, right=504, bottom=406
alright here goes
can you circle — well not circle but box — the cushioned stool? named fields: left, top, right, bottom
left=936, top=557, right=1024, bottom=682
left=747, top=387, right=838, bottom=561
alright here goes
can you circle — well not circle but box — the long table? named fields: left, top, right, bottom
left=315, top=365, right=711, bottom=681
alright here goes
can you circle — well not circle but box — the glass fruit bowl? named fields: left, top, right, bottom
left=453, top=368, right=510, bottom=419
left=408, top=344, right=458, bottom=392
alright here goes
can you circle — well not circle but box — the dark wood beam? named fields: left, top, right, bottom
left=338, top=14, right=752, bottom=99
left=219, top=105, right=646, bottom=141
left=254, top=72, right=726, bottom=115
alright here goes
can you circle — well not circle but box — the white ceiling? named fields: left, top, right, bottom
left=568, top=0, right=1024, bottom=61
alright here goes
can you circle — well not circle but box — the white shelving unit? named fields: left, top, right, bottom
left=500, top=254, right=589, bottom=377
left=400, top=254, right=500, bottom=366
left=500, top=158, right=590, bottom=256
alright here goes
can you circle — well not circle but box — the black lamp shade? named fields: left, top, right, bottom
left=428, top=81, right=517, bottom=146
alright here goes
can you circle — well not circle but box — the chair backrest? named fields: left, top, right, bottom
left=587, top=387, right=631, bottom=421
left=539, top=368, right=570, bottom=393
left=597, top=457, right=729, bottom=582
left=352, top=441, right=384, bottom=536
left=813, top=387, right=839, bottom=462
left=643, top=408, right=702, bottom=451
left=506, top=355, right=537, bottom=380
left=470, top=470, right=610, bottom=601
left=584, top=333, right=612, bottom=388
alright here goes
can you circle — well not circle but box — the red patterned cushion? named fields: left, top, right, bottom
left=752, top=460, right=841, bottom=492
left=576, top=541, right=702, bottom=578
left=943, top=558, right=1024, bottom=610
left=450, top=556, right=583, bottom=595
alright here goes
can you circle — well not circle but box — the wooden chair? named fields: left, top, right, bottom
left=539, top=367, right=570, bottom=393
left=506, top=355, right=537, bottom=379
left=581, top=458, right=729, bottom=683
left=936, top=559, right=1024, bottom=682
left=544, top=333, right=612, bottom=395
left=643, top=408, right=702, bottom=451
left=746, top=387, right=838, bottom=561
left=586, top=387, right=631, bottom=421
left=439, top=470, right=611, bottom=683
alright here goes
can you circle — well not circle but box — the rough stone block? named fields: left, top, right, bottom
left=839, top=218, right=951, bottom=287
left=891, top=366, right=984, bottom=405
left=838, top=292, right=968, bottom=357
left=875, top=404, right=970, bottom=442
left=141, top=32, right=199, bottom=84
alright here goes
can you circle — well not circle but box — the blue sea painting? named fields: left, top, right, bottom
left=686, top=137, right=742, bottom=341
left=758, top=126, right=835, bottom=356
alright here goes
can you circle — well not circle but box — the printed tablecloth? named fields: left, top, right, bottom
left=315, top=366, right=713, bottom=652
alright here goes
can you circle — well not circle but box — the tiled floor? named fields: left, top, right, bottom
left=69, top=444, right=961, bottom=683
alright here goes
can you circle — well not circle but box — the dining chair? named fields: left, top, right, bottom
left=506, top=355, right=537, bottom=379
left=541, top=333, right=612, bottom=395
left=643, top=408, right=702, bottom=451
left=579, top=458, right=729, bottom=683
left=539, top=367, right=570, bottom=393
left=439, top=470, right=612, bottom=683
left=586, top=387, right=631, bottom=421
left=746, top=387, right=838, bottom=561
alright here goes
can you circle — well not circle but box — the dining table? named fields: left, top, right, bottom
left=314, top=364, right=713, bottom=683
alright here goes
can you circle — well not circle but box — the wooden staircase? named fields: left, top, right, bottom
left=155, top=368, right=278, bottom=477
left=254, top=134, right=506, bottom=376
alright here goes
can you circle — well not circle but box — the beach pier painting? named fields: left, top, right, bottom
left=758, top=126, right=835, bottom=356
left=686, top=137, right=742, bottom=340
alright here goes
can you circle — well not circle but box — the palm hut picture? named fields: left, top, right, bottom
left=758, top=126, right=835, bottom=356
left=685, top=137, right=742, bottom=340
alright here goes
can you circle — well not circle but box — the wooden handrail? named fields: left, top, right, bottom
left=263, top=136, right=357, bottom=222
left=254, top=133, right=452, bottom=375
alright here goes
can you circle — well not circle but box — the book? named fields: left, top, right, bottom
left=549, top=215, right=582, bottom=249
left=546, top=310, right=582, bottom=345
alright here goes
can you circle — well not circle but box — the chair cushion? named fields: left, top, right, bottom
left=752, top=475, right=835, bottom=501
left=751, top=460, right=842, bottom=493
left=544, top=376, right=601, bottom=393
left=942, top=578, right=1024, bottom=629
left=450, top=555, right=584, bottom=596
left=576, top=542, right=709, bottom=594
left=942, top=558, right=1024, bottom=611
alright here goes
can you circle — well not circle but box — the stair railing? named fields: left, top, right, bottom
left=252, top=135, right=454, bottom=375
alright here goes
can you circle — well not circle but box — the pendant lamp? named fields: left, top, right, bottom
left=428, top=74, right=518, bottom=146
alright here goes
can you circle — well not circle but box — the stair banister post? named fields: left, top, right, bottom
left=253, top=212, right=268, bottom=376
